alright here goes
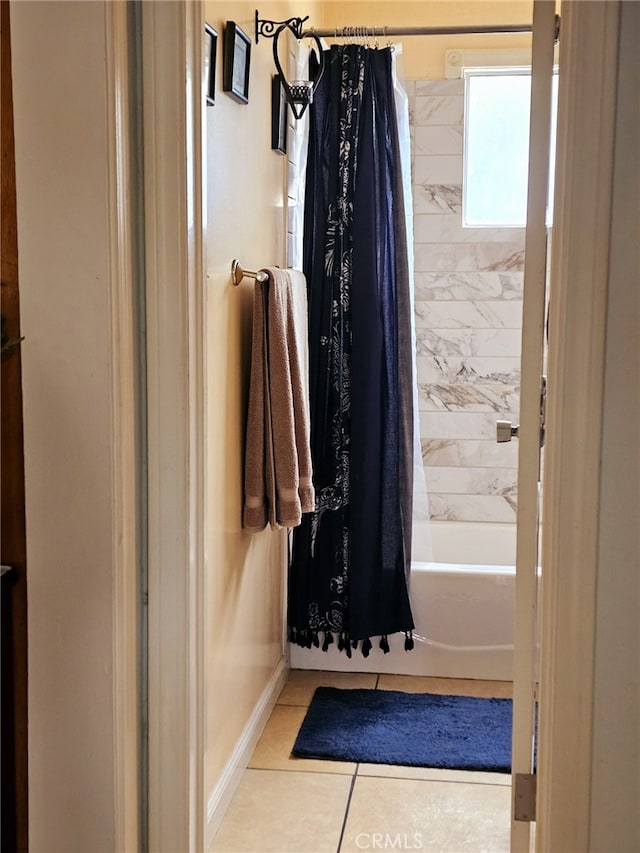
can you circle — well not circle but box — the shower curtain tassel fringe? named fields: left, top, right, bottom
left=404, top=630, right=414, bottom=651
left=379, top=634, right=390, bottom=654
left=361, top=637, right=373, bottom=658
left=322, top=631, right=334, bottom=651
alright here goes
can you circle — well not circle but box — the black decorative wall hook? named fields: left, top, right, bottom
left=255, top=11, right=309, bottom=42
left=254, top=9, right=325, bottom=120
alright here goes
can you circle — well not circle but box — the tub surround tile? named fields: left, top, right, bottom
left=340, top=776, right=510, bottom=853
left=414, top=94, right=464, bottom=126
left=414, top=213, right=525, bottom=245
left=418, top=382, right=519, bottom=413
left=428, top=493, right=517, bottom=523
left=420, top=412, right=519, bottom=441
left=403, top=80, right=416, bottom=99
left=414, top=154, right=464, bottom=184
left=414, top=183, right=462, bottom=214
left=411, top=76, right=523, bottom=526
left=414, top=242, right=476, bottom=272
left=211, top=769, right=352, bottom=852
left=248, top=704, right=356, bottom=774
left=417, top=355, right=521, bottom=385
left=424, top=466, right=517, bottom=498
left=414, top=272, right=523, bottom=301
left=414, top=243, right=525, bottom=273
left=422, top=438, right=518, bottom=469
left=414, top=125, right=463, bottom=156
left=477, top=243, right=526, bottom=271
left=415, top=79, right=464, bottom=97
left=416, top=328, right=522, bottom=359
left=414, top=300, right=523, bottom=330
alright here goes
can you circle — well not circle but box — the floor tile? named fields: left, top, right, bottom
left=277, top=668, right=378, bottom=707
left=357, top=764, right=510, bottom=786
left=211, top=769, right=352, bottom=852
left=248, top=704, right=356, bottom=774
left=341, top=776, right=511, bottom=853
left=377, top=674, right=513, bottom=698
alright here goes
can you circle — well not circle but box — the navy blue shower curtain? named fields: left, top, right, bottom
left=288, top=45, right=414, bottom=657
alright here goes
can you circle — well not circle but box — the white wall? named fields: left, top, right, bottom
left=590, top=1, right=640, bottom=847
left=11, top=2, right=136, bottom=850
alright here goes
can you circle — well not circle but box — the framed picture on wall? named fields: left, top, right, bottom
left=223, top=21, right=251, bottom=104
left=271, top=75, right=287, bottom=154
left=204, top=24, right=217, bottom=106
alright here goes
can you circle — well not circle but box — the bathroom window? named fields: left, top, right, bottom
left=463, top=68, right=558, bottom=227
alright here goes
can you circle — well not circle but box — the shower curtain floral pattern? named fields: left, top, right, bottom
left=288, top=45, right=415, bottom=656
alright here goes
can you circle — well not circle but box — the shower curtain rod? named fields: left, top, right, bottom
left=303, top=23, right=533, bottom=39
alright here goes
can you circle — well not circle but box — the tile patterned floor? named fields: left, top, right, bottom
left=211, top=671, right=513, bottom=853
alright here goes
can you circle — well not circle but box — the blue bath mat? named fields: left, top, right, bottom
left=292, top=687, right=512, bottom=772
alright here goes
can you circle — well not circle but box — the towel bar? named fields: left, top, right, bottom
left=231, top=259, right=269, bottom=285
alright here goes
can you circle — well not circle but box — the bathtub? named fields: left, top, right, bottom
left=288, top=521, right=517, bottom=681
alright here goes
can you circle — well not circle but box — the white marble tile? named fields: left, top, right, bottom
left=414, top=300, right=523, bottom=330
left=422, top=438, right=519, bottom=469
left=413, top=125, right=463, bottom=156
left=403, top=80, right=416, bottom=99
left=414, top=213, right=526, bottom=245
left=477, top=243, right=526, bottom=271
left=428, top=493, right=517, bottom=523
left=414, top=244, right=525, bottom=273
left=420, top=411, right=519, bottom=441
left=414, top=272, right=523, bottom=301
left=418, top=382, right=520, bottom=413
left=414, top=94, right=463, bottom=126
left=414, top=154, right=463, bottom=184
left=413, top=183, right=462, bottom=215
left=424, top=466, right=517, bottom=497
left=416, top=355, right=520, bottom=386
left=414, top=243, right=477, bottom=272
left=414, top=79, right=464, bottom=97
left=416, top=328, right=522, bottom=358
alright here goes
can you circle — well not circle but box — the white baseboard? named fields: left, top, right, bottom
left=204, top=657, right=289, bottom=851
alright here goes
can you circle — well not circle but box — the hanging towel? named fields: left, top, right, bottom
left=243, top=267, right=315, bottom=531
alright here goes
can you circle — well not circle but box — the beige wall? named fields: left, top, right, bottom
left=321, top=1, right=533, bottom=78
left=11, top=2, right=123, bottom=850
left=202, top=0, right=320, bottom=818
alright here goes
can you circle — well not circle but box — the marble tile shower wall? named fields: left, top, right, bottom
left=407, top=78, right=524, bottom=524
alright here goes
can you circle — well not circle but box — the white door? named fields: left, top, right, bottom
left=509, top=2, right=557, bottom=851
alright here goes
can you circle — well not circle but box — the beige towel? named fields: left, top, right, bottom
left=243, top=268, right=315, bottom=531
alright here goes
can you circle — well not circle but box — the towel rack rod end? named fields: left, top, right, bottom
left=231, top=259, right=268, bottom=285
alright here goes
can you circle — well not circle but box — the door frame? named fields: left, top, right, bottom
left=537, top=0, right=622, bottom=849
left=510, top=2, right=556, bottom=849
left=135, top=0, right=624, bottom=849
left=142, top=1, right=206, bottom=851
left=104, top=3, right=141, bottom=849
